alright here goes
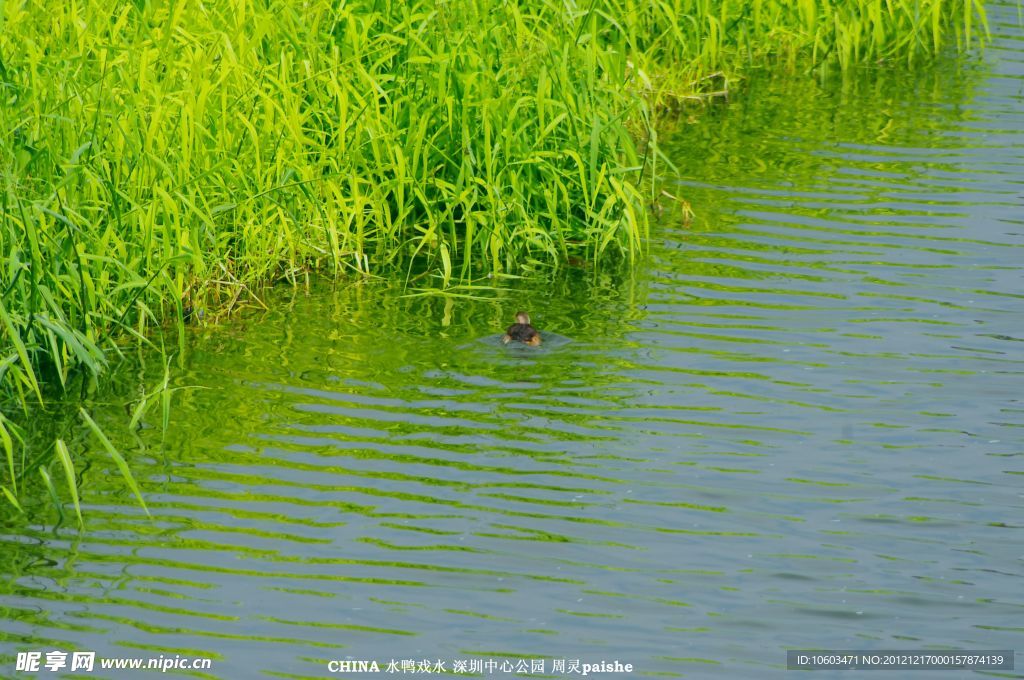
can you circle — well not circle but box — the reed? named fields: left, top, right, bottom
left=0, top=0, right=986, bottom=513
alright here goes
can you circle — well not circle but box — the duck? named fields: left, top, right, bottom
left=502, top=311, right=541, bottom=346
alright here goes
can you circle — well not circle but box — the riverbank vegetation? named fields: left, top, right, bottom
left=0, top=0, right=987, bottom=511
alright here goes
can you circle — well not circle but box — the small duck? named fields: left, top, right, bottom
left=502, top=311, right=541, bottom=346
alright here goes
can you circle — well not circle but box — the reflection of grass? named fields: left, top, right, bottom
left=667, top=61, right=989, bottom=194
left=0, top=0, right=987, bottom=515
left=2, top=352, right=185, bottom=523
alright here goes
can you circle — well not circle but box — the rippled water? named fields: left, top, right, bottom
left=3, top=6, right=1023, bottom=678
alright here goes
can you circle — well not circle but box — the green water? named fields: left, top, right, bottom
left=3, top=5, right=1024, bottom=678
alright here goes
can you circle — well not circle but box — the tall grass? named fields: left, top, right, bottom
left=0, top=0, right=986, bottom=513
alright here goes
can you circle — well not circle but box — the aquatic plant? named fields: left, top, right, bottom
left=0, top=0, right=987, bottom=513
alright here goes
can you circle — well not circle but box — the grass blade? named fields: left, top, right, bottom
left=79, top=408, right=150, bottom=516
left=38, top=467, right=65, bottom=524
left=55, top=439, right=83, bottom=527
left=1, top=486, right=23, bottom=512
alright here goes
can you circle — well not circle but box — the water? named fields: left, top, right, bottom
left=3, top=6, right=1023, bottom=678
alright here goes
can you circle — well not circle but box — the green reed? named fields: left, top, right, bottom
left=0, top=0, right=986, bottom=513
